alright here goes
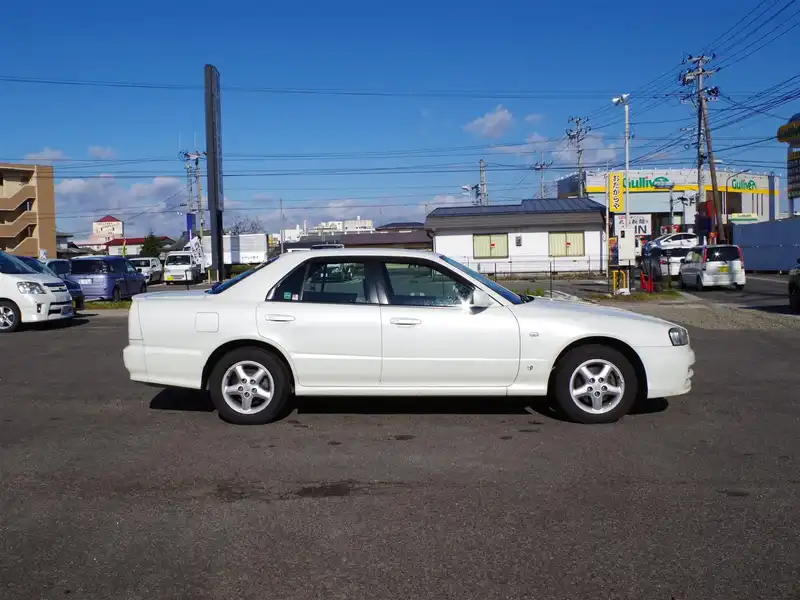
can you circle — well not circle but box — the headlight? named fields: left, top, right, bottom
left=16, top=281, right=46, bottom=295
left=669, top=326, right=689, bottom=346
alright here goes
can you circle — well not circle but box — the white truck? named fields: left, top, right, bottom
left=163, top=251, right=203, bottom=285
left=190, top=234, right=270, bottom=269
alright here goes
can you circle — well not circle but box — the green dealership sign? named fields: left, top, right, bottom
left=622, top=176, right=671, bottom=189
left=731, top=179, right=757, bottom=190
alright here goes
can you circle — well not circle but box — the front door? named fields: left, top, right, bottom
left=376, top=260, right=520, bottom=388
left=256, top=258, right=382, bottom=387
left=111, top=260, right=130, bottom=297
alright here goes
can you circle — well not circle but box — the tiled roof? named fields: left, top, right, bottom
left=427, top=197, right=605, bottom=218
left=105, top=236, right=173, bottom=247
left=96, top=215, right=121, bottom=223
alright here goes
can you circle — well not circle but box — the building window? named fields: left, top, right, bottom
left=472, top=234, right=508, bottom=259
left=548, top=232, right=585, bottom=257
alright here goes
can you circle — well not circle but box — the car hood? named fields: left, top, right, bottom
left=510, top=297, right=680, bottom=346
left=4, top=272, right=66, bottom=286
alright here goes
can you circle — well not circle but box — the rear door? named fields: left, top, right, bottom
left=376, top=258, right=520, bottom=388
left=256, top=257, right=382, bottom=387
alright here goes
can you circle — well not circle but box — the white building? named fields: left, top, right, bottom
left=310, top=217, right=374, bottom=235
left=73, top=215, right=126, bottom=251
left=425, top=198, right=606, bottom=274
left=557, top=168, right=780, bottom=238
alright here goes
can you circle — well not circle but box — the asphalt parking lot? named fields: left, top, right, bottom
left=2, top=312, right=799, bottom=599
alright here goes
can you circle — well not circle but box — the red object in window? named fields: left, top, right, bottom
left=490, top=243, right=495, bottom=247
left=566, top=242, right=571, bottom=246
left=737, top=246, right=744, bottom=268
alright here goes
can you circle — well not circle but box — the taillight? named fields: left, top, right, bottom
left=660, top=258, right=667, bottom=265
left=737, top=247, right=744, bottom=269
left=702, top=247, right=708, bottom=270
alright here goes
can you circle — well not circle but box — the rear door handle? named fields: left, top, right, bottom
left=264, top=314, right=295, bottom=322
left=390, top=317, right=421, bottom=326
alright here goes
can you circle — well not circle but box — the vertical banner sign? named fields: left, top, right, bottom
left=204, top=65, right=225, bottom=281
left=607, top=171, right=625, bottom=213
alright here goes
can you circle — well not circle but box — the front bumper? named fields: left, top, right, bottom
left=18, top=292, right=75, bottom=324
left=638, top=344, right=696, bottom=399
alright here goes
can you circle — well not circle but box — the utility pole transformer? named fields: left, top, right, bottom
left=566, top=117, right=591, bottom=197
left=532, top=149, right=553, bottom=198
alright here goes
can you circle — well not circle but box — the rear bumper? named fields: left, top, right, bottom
left=701, top=272, right=746, bottom=286
left=638, top=344, right=696, bottom=399
left=123, top=341, right=149, bottom=383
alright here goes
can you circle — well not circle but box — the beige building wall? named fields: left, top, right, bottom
left=0, top=163, right=57, bottom=259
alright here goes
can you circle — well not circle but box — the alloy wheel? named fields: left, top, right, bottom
left=568, top=359, right=625, bottom=414
left=221, top=360, right=276, bottom=415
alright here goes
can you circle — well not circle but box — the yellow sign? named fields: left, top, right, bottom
left=607, top=171, right=624, bottom=212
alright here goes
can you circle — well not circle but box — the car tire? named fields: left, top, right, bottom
left=790, top=286, right=800, bottom=314
left=0, top=300, right=22, bottom=334
left=140, top=283, right=147, bottom=295
left=679, top=275, right=687, bottom=290
left=733, top=284, right=743, bottom=291
left=695, top=275, right=704, bottom=291
left=208, top=347, right=292, bottom=425
left=112, top=286, right=122, bottom=302
left=552, top=344, right=639, bottom=424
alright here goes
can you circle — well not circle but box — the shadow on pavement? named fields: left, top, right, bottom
left=27, top=317, right=91, bottom=332
left=149, top=388, right=214, bottom=412
left=741, top=304, right=794, bottom=315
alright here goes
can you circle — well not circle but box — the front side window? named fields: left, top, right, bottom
left=382, top=261, right=474, bottom=307
left=273, top=260, right=368, bottom=304
left=49, top=261, right=70, bottom=276
left=125, top=261, right=138, bottom=274
left=440, top=255, right=522, bottom=304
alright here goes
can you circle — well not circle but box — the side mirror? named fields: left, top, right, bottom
left=472, top=288, right=494, bottom=308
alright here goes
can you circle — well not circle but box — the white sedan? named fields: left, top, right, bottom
left=123, top=249, right=695, bottom=425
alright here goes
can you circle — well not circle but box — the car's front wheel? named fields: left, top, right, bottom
left=112, top=286, right=122, bottom=302
left=552, top=344, right=639, bottom=424
left=0, top=300, right=21, bottom=333
left=790, top=286, right=800, bottom=314
left=208, top=347, right=291, bottom=425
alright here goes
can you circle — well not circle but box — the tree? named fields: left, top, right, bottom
left=140, top=233, right=164, bottom=257
left=226, top=215, right=265, bottom=235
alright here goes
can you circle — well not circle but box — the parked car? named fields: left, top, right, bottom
left=0, top=251, right=74, bottom=333
left=643, top=247, right=691, bottom=279
left=789, top=258, right=800, bottom=314
left=124, top=249, right=695, bottom=426
left=163, top=251, right=202, bottom=284
left=67, top=256, right=148, bottom=301
left=655, top=233, right=699, bottom=251
left=42, top=258, right=72, bottom=278
left=129, top=257, right=163, bottom=284
left=678, top=245, right=746, bottom=290
left=16, top=255, right=85, bottom=310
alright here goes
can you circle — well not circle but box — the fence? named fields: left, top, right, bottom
left=733, top=219, right=800, bottom=272
left=453, top=254, right=603, bottom=276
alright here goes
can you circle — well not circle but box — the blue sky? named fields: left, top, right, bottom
left=0, top=0, right=796, bottom=237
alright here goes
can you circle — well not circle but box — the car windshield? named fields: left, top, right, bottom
left=207, top=255, right=282, bottom=295
left=130, top=259, right=151, bottom=267
left=71, top=260, right=110, bottom=275
left=0, top=252, right=38, bottom=275
left=439, top=255, right=523, bottom=304
left=166, top=255, right=191, bottom=266
left=16, top=256, right=57, bottom=276
left=706, top=246, right=741, bottom=262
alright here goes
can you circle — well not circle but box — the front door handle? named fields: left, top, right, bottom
left=264, top=314, right=295, bottom=322
left=390, top=317, right=421, bottom=326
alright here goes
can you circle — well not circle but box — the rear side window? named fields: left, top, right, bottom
left=70, top=260, right=109, bottom=275
left=272, top=260, right=368, bottom=304
left=706, top=246, right=741, bottom=262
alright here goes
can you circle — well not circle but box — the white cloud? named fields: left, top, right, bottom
left=55, top=176, right=190, bottom=238
left=24, top=147, right=66, bottom=161
left=88, top=146, right=116, bottom=159
left=553, top=133, right=618, bottom=166
left=490, top=133, right=550, bottom=159
left=463, top=105, right=513, bottom=139
left=524, top=113, right=545, bottom=124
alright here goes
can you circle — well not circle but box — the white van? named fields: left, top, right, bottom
left=129, top=257, right=163, bottom=284
left=678, top=244, right=746, bottom=290
left=0, top=251, right=74, bottom=333
left=163, top=251, right=202, bottom=285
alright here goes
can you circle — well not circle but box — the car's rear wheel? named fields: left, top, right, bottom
left=679, top=274, right=687, bottom=289
left=208, top=347, right=291, bottom=425
left=552, top=344, right=638, bottom=424
left=0, top=300, right=21, bottom=333
left=112, top=286, right=122, bottom=302
left=695, top=275, right=704, bottom=291
left=790, top=286, right=800, bottom=314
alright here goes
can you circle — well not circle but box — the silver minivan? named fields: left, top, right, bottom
left=679, top=244, right=746, bottom=290
left=128, top=257, right=163, bottom=284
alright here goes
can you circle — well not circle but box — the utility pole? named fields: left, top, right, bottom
left=566, top=117, right=591, bottom=197
left=279, top=197, right=285, bottom=254
left=681, top=55, right=722, bottom=242
left=532, top=149, right=553, bottom=198
left=479, top=159, right=488, bottom=205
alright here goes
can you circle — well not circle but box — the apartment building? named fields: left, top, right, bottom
left=0, top=163, right=57, bottom=259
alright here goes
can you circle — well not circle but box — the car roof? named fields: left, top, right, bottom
left=695, top=244, right=740, bottom=249
left=281, top=248, right=437, bottom=259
